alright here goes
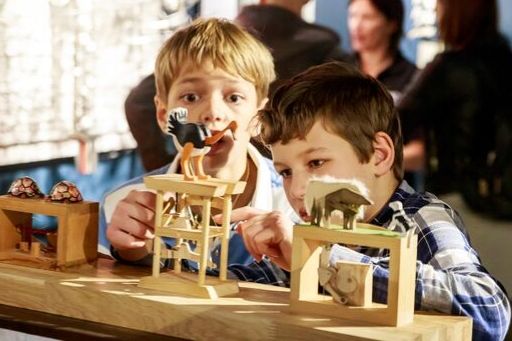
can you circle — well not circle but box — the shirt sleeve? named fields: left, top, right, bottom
left=329, top=221, right=511, bottom=341
left=228, top=258, right=290, bottom=287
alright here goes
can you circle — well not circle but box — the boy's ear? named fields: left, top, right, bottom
left=372, top=131, right=395, bottom=177
left=154, top=95, right=168, bottom=132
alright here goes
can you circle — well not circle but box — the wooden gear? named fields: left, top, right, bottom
left=138, top=174, right=246, bottom=298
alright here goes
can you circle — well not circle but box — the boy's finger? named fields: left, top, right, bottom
left=252, top=228, right=280, bottom=259
left=109, top=230, right=146, bottom=250
left=213, top=206, right=267, bottom=223
left=126, top=190, right=156, bottom=207
left=238, top=220, right=265, bottom=261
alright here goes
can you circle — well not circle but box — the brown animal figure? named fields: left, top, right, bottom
left=166, top=107, right=237, bottom=181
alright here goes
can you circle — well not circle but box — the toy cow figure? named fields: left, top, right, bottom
left=305, top=177, right=373, bottom=229
left=165, top=107, right=237, bottom=181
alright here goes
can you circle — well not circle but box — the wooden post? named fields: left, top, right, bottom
left=30, top=242, right=41, bottom=257
left=152, top=191, right=164, bottom=278
left=198, top=197, right=211, bottom=286
left=19, top=241, right=29, bottom=253
left=219, top=194, right=232, bottom=281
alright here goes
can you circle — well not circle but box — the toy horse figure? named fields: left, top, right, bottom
left=166, top=107, right=237, bottom=181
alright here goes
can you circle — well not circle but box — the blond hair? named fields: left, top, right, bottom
left=155, top=18, right=275, bottom=104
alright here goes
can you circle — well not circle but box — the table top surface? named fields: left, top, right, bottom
left=0, top=257, right=472, bottom=341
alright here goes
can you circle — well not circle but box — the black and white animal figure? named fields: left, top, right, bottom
left=305, top=177, right=373, bottom=229
left=166, top=107, right=237, bottom=181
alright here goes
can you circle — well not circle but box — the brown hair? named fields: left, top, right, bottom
left=438, top=0, right=498, bottom=49
left=258, top=61, right=404, bottom=180
left=155, top=18, right=275, bottom=104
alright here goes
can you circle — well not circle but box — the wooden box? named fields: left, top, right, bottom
left=290, top=223, right=417, bottom=326
left=0, top=195, right=98, bottom=269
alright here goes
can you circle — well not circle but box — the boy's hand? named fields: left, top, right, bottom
left=106, top=190, right=156, bottom=254
left=215, top=207, right=294, bottom=271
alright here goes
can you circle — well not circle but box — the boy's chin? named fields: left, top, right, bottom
left=203, top=138, right=235, bottom=171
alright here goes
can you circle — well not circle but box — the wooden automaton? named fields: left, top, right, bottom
left=138, top=174, right=246, bottom=299
left=0, top=177, right=98, bottom=270
left=290, top=177, right=418, bottom=326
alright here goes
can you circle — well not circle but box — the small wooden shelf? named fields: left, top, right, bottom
left=0, top=196, right=98, bottom=270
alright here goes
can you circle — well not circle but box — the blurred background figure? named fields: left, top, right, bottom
left=236, top=0, right=348, bottom=95
left=346, top=0, right=417, bottom=102
left=399, top=0, right=512, bottom=219
left=126, top=0, right=349, bottom=171
left=346, top=0, right=420, bottom=189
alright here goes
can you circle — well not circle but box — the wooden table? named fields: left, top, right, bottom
left=0, top=258, right=472, bottom=340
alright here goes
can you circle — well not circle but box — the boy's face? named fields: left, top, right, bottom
left=156, top=61, right=266, bottom=174
left=272, top=121, right=376, bottom=222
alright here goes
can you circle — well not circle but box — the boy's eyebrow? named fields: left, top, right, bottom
left=273, top=161, right=288, bottom=169
left=176, top=76, right=244, bottom=85
left=300, top=147, right=329, bottom=157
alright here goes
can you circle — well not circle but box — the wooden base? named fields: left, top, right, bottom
left=138, top=272, right=239, bottom=299
left=290, top=296, right=392, bottom=325
left=0, top=249, right=57, bottom=270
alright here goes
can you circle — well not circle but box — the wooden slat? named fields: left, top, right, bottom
left=155, top=227, right=224, bottom=240
left=144, top=175, right=227, bottom=197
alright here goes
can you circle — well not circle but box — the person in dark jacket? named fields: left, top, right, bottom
left=398, top=0, right=512, bottom=217
left=237, top=0, right=348, bottom=94
left=125, top=0, right=348, bottom=171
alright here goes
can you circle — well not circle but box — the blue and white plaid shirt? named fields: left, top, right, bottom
left=229, top=181, right=511, bottom=341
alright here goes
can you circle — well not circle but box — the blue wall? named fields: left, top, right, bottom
left=316, top=0, right=512, bottom=64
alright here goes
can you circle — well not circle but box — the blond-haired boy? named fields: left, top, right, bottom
left=228, top=62, right=510, bottom=340
left=99, top=18, right=294, bottom=280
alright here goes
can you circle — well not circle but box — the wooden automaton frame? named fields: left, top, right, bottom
left=290, top=223, right=417, bottom=326
left=0, top=196, right=98, bottom=270
left=138, top=174, right=246, bottom=299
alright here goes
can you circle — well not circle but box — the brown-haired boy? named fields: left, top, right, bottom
left=227, top=61, right=510, bottom=340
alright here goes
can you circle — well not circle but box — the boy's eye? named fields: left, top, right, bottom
left=182, top=93, right=199, bottom=103
left=308, top=159, right=326, bottom=169
left=227, top=94, right=244, bottom=103
left=278, top=169, right=292, bottom=179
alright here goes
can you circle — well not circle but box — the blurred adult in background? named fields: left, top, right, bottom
left=126, top=0, right=348, bottom=171
left=347, top=0, right=420, bottom=189
left=236, top=0, right=348, bottom=94
left=347, top=0, right=417, bottom=102
left=124, top=74, right=171, bottom=172
left=399, top=0, right=512, bottom=219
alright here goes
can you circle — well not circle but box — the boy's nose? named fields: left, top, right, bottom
left=289, top=173, right=308, bottom=201
left=200, top=96, right=226, bottom=123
